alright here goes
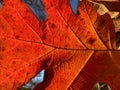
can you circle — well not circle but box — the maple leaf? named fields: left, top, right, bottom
left=0, top=0, right=120, bottom=90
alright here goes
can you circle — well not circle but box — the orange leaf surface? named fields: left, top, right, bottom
left=0, top=0, right=120, bottom=90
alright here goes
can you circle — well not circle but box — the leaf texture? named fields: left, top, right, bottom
left=0, top=0, right=120, bottom=90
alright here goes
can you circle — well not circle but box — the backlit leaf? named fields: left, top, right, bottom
left=0, top=0, right=119, bottom=90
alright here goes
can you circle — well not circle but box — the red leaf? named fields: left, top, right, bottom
left=0, top=0, right=120, bottom=90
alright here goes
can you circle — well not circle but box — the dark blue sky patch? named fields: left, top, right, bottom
left=70, top=0, right=79, bottom=14
left=24, top=0, right=47, bottom=21
left=23, top=0, right=79, bottom=21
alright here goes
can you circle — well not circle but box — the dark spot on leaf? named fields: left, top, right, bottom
left=0, top=47, right=5, bottom=52
left=80, top=18, right=84, bottom=21
left=49, top=23, right=56, bottom=28
left=0, top=40, right=6, bottom=52
left=88, top=31, right=90, bottom=33
left=51, top=24, right=55, bottom=28
left=65, top=44, right=68, bottom=47
left=87, top=38, right=96, bottom=45
left=41, top=32, right=47, bottom=40
left=41, top=24, right=47, bottom=30
left=20, top=31, right=23, bottom=33
left=16, top=48, right=20, bottom=52
left=0, top=53, right=4, bottom=60
left=15, top=35, right=20, bottom=39
left=12, top=61, right=16, bottom=64
left=80, top=18, right=85, bottom=24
